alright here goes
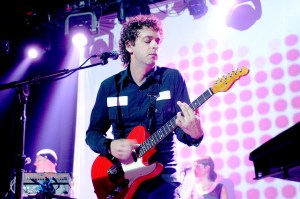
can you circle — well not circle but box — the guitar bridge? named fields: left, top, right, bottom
left=107, top=162, right=124, bottom=182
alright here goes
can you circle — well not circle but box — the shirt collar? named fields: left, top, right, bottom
left=117, top=65, right=161, bottom=89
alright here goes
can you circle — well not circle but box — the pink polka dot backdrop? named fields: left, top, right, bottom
left=76, top=2, right=300, bottom=199
left=172, top=34, right=300, bottom=198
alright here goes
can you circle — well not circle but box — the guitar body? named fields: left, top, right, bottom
left=91, top=125, right=164, bottom=199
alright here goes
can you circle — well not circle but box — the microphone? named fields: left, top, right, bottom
left=24, top=157, right=31, bottom=165
left=93, top=51, right=119, bottom=60
left=181, top=165, right=192, bottom=173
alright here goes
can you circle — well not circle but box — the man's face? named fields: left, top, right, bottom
left=34, top=155, right=55, bottom=172
left=126, top=27, right=161, bottom=67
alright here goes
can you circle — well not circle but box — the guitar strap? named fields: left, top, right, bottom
left=145, top=79, right=160, bottom=134
left=114, top=70, right=161, bottom=137
left=114, top=74, right=126, bottom=139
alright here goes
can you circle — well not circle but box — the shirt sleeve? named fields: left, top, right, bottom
left=85, top=79, right=113, bottom=156
left=171, top=69, right=204, bottom=146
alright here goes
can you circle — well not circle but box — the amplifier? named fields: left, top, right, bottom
left=23, top=172, right=72, bottom=197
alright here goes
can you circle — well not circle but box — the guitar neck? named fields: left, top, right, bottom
left=138, top=88, right=214, bottom=157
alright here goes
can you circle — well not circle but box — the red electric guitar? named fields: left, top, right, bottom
left=91, top=67, right=249, bottom=199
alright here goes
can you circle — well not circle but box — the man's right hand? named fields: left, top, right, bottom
left=110, top=139, right=139, bottom=164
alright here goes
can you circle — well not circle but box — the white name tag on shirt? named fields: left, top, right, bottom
left=107, top=96, right=128, bottom=107
left=157, top=90, right=171, bottom=101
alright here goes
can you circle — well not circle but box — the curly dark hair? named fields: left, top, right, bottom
left=118, top=14, right=164, bottom=66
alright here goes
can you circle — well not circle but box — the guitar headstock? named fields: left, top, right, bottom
left=211, top=66, right=249, bottom=94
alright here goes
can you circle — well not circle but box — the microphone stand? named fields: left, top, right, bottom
left=0, top=55, right=112, bottom=199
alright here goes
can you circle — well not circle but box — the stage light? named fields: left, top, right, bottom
left=185, top=0, right=208, bottom=19
left=71, top=32, right=89, bottom=47
left=65, top=12, right=98, bottom=35
left=25, top=45, right=45, bottom=60
left=117, top=0, right=151, bottom=24
left=226, top=0, right=262, bottom=31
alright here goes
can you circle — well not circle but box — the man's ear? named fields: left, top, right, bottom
left=125, top=41, right=133, bottom=54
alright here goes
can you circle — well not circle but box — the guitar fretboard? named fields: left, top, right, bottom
left=137, top=88, right=214, bottom=157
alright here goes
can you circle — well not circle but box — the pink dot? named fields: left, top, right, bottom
left=193, top=56, right=204, bottom=67
left=269, top=39, right=281, bottom=50
left=285, top=34, right=298, bottom=46
left=290, top=80, right=300, bottom=92
left=245, top=170, right=256, bottom=184
left=238, top=74, right=251, bottom=86
left=227, top=155, right=240, bottom=168
left=260, top=134, right=272, bottom=145
left=178, top=59, right=189, bottom=70
left=222, top=63, right=235, bottom=74
left=192, top=42, right=203, bottom=53
left=207, top=39, right=218, bottom=50
left=243, top=137, right=255, bottom=150
left=244, top=153, right=253, bottom=166
left=225, top=123, right=238, bottom=136
left=179, top=46, right=189, bottom=56
left=192, top=70, right=204, bottom=81
left=210, top=125, right=222, bottom=138
left=274, top=99, right=287, bottom=112
left=229, top=172, right=241, bottom=185
left=255, top=71, right=268, bottom=83
left=258, top=118, right=272, bottom=131
left=291, top=96, right=300, bottom=109
left=247, top=188, right=260, bottom=198
left=293, top=112, right=300, bottom=123
left=286, top=49, right=299, bottom=61
left=275, top=115, right=289, bottom=128
left=207, top=66, right=219, bottom=78
left=264, top=177, right=275, bottom=183
left=235, top=190, right=243, bottom=199
left=195, top=144, right=207, bottom=155
left=242, top=121, right=255, bottom=133
left=207, top=53, right=218, bottom=64
left=237, top=46, right=249, bottom=57
left=238, top=60, right=251, bottom=69
left=214, top=157, right=224, bottom=170
left=282, top=184, right=297, bottom=198
left=264, top=186, right=278, bottom=198
left=288, top=64, right=300, bottom=76
left=269, top=52, right=283, bottom=65
left=241, top=105, right=253, bottom=117
left=226, top=139, right=239, bottom=152
left=257, top=102, right=270, bottom=115
left=180, top=146, right=193, bottom=158
left=272, top=83, right=285, bottom=96
left=224, top=108, right=237, bottom=120
left=256, top=87, right=269, bottom=99
left=193, top=83, right=205, bottom=96
left=166, top=62, right=176, bottom=68
left=240, top=90, right=252, bottom=101
left=211, top=142, right=223, bottom=154
left=209, top=110, right=222, bottom=122
left=271, top=67, right=284, bottom=80
left=224, top=93, right=236, bottom=104
left=208, top=95, right=221, bottom=107
left=221, top=49, right=233, bottom=60
left=254, top=56, right=266, bottom=67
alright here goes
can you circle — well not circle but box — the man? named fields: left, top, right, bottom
left=34, top=149, right=57, bottom=173
left=86, top=14, right=204, bottom=198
